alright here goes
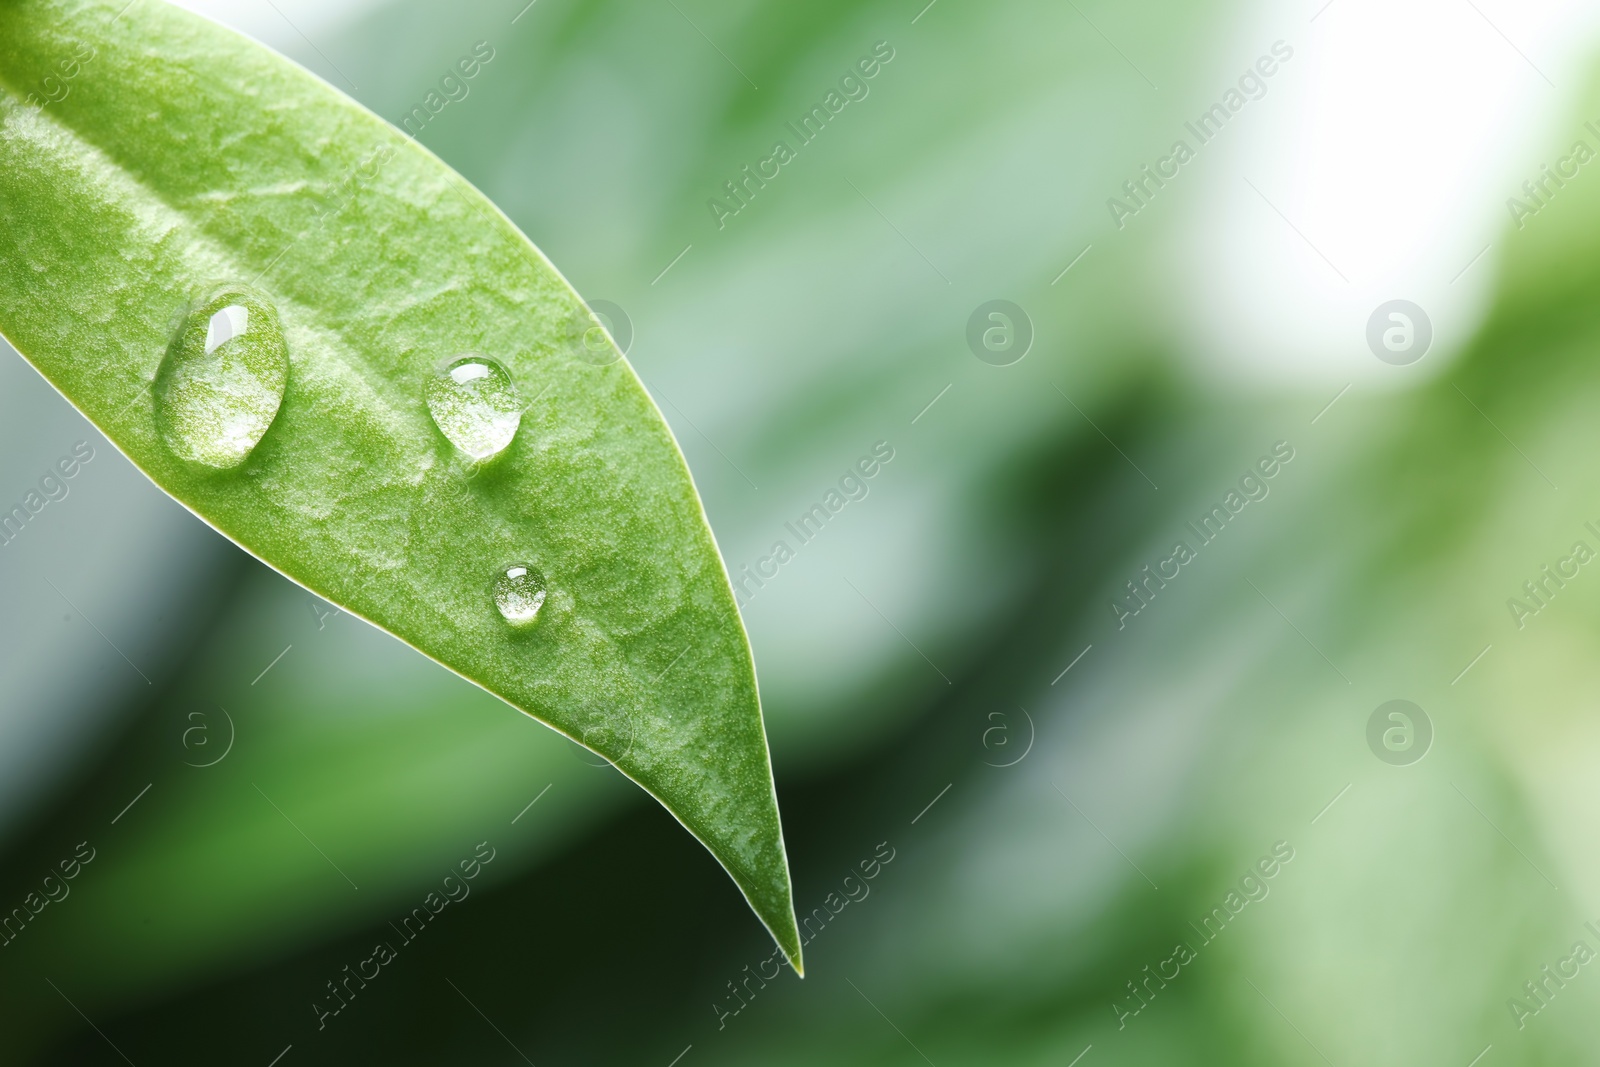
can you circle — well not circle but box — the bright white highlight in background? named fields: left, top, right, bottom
left=168, top=0, right=381, bottom=54
left=1179, top=0, right=1600, bottom=387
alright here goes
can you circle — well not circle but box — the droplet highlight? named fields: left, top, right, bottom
left=205, top=304, right=248, bottom=353
left=155, top=285, right=288, bottom=469
left=494, top=565, right=547, bottom=626
left=425, top=356, right=521, bottom=461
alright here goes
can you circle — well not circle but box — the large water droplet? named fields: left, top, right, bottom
left=155, top=286, right=288, bottom=468
left=425, top=356, right=521, bottom=461
left=494, top=565, right=547, bottom=626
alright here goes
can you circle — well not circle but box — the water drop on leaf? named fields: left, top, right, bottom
left=425, top=356, right=521, bottom=461
left=154, top=285, right=288, bottom=468
left=494, top=564, right=547, bottom=626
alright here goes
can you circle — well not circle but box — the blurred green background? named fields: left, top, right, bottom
left=6, top=0, right=1600, bottom=1062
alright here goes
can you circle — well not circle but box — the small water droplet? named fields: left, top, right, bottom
left=425, top=356, right=521, bottom=461
left=155, top=286, right=288, bottom=468
left=494, top=565, right=546, bottom=626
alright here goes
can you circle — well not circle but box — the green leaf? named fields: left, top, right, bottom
left=0, top=0, right=800, bottom=971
